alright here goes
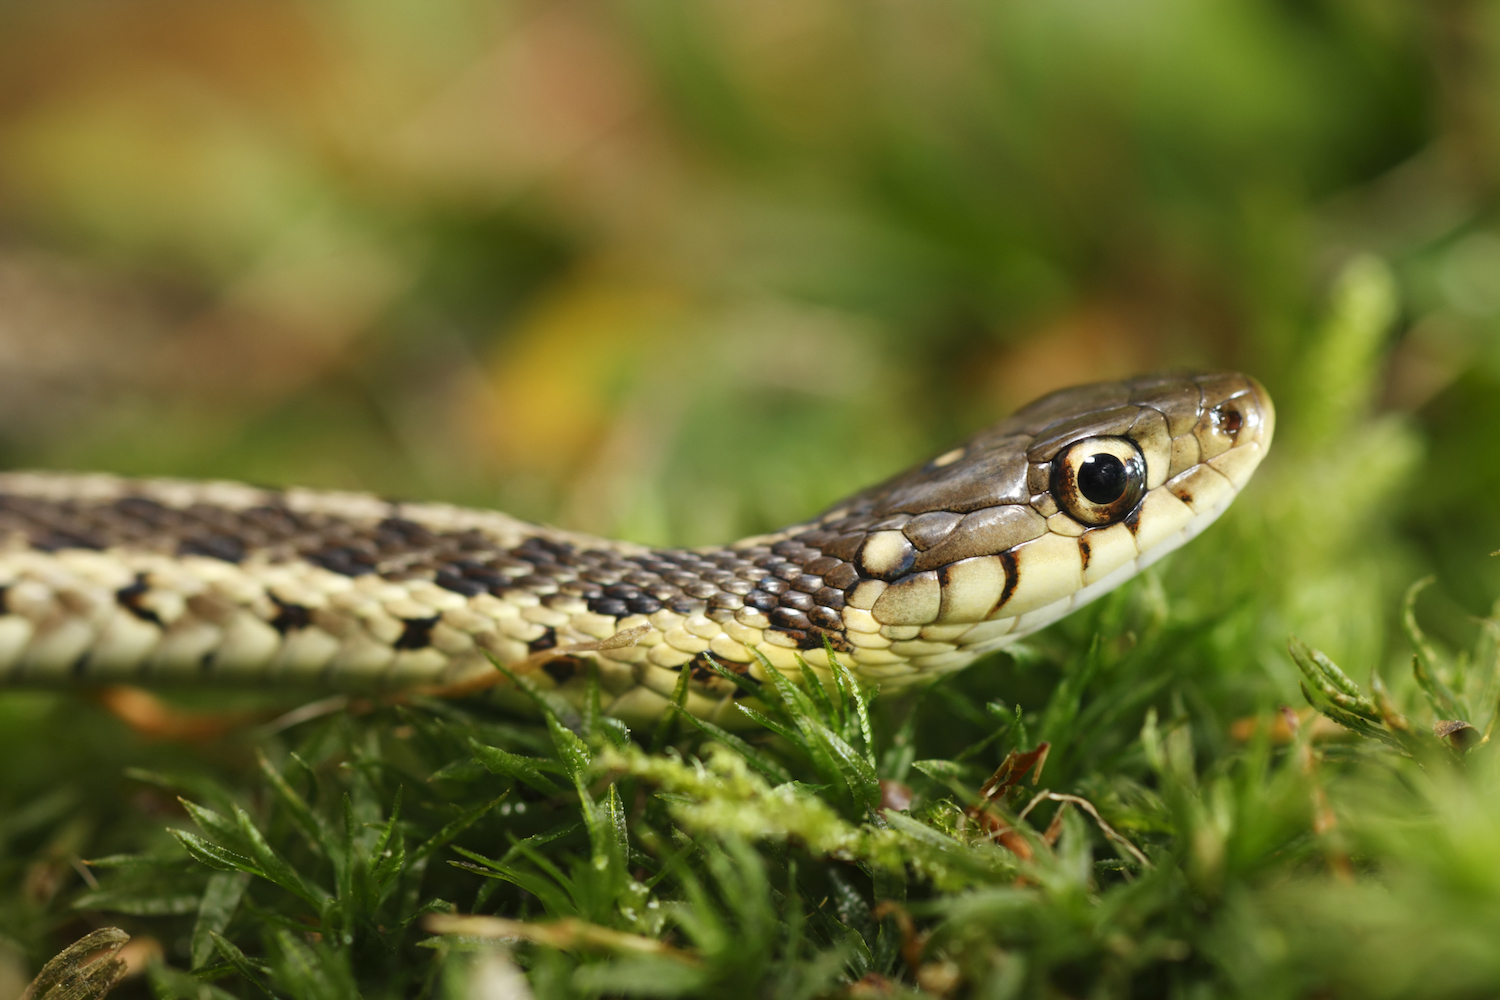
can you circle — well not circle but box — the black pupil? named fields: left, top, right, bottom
left=1077, top=454, right=1128, bottom=504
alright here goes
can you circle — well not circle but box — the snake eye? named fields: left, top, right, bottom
left=1078, top=453, right=1128, bottom=502
left=1050, top=437, right=1146, bottom=526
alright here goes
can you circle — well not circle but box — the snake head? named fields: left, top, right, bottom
left=796, top=372, right=1275, bottom=646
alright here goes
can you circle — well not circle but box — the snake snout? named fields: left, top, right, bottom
left=1188, top=373, right=1275, bottom=491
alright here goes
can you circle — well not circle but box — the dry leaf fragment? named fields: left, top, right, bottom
left=21, top=929, right=130, bottom=1000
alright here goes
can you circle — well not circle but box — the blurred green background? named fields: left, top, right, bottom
left=1, top=2, right=1500, bottom=994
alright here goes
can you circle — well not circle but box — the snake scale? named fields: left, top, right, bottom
left=0, top=371, right=1272, bottom=724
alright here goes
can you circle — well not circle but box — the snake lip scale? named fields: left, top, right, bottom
left=0, top=371, right=1272, bottom=725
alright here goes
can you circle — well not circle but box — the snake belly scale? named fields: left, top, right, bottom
left=0, top=372, right=1272, bottom=725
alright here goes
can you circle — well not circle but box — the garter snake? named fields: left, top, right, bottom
left=0, top=371, right=1273, bottom=724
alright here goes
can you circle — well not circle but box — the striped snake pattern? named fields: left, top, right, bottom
left=0, top=372, right=1272, bottom=724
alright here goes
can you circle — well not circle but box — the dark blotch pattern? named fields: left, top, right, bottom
left=269, top=596, right=312, bottom=634
left=686, top=651, right=754, bottom=684
left=0, top=482, right=877, bottom=652
left=394, top=615, right=440, bottom=651
left=115, top=575, right=162, bottom=625
left=543, top=656, right=582, bottom=684
left=178, top=534, right=247, bottom=563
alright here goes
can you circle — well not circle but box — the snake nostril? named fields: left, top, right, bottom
left=1215, top=406, right=1244, bottom=440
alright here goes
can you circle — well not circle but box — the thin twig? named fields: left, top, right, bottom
left=1017, top=790, right=1152, bottom=870
left=424, top=914, right=700, bottom=966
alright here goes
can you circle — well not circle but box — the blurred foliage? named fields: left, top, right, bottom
left=1, top=0, right=1500, bottom=997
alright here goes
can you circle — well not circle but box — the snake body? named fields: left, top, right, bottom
left=0, top=372, right=1272, bottom=723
